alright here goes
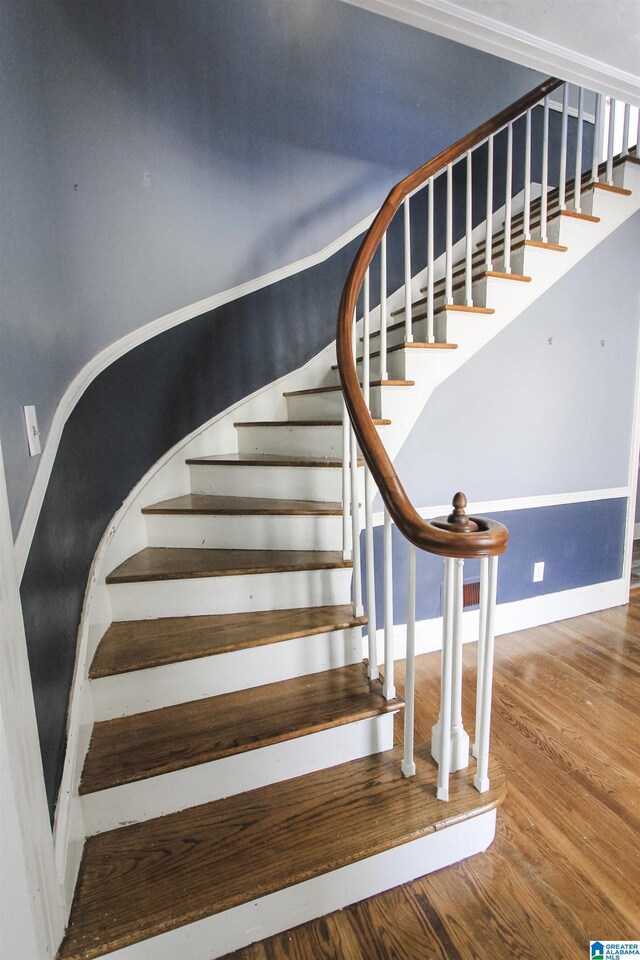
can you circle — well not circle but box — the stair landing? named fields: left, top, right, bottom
left=59, top=744, right=505, bottom=960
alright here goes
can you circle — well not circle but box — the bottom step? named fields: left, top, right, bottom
left=59, top=744, right=505, bottom=960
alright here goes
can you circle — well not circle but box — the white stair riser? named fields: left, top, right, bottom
left=329, top=349, right=409, bottom=384
left=236, top=423, right=344, bottom=458
left=145, top=513, right=343, bottom=551
left=100, top=810, right=496, bottom=959
left=286, top=386, right=414, bottom=422
left=189, top=462, right=355, bottom=502
left=91, top=627, right=363, bottom=720
left=108, top=567, right=354, bottom=620
left=285, top=391, right=345, bottom=420
left=81, top=713, right=394, bottom=835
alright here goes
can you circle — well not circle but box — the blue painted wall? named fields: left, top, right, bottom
left=363, top=499, right=628, bottom=626
left=0, top=0, right=543, bottom=533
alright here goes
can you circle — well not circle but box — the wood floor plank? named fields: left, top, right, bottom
left=60, top=745, right=504, bottom=959
left=106, top=547, right=351, bottom=584
left=90, top=604, right=367, bottom=678
left=80, top=664, right=402, bottom=794
left=141, top=494, right=343, bottom=515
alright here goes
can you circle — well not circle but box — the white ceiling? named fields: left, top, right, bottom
left=340, top=0, right=640, bottom=105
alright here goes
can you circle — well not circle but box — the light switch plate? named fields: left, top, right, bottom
left=533, top=561, right=545, bottom=583
left=23, top=405, right=41, bottom=456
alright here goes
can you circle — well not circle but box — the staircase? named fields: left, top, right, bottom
left=57, top=82, right=639, bottom=960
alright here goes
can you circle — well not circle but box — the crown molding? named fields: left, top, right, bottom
left=340, top=0, right=640, bottom=106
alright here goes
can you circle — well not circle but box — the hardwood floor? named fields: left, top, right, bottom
left=224, top=594, right=640, bottom=960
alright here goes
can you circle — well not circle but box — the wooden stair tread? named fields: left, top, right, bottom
left=186, top=452, right=363, bottom=468
left=61, top=744, right=505, bottom=960
left=141, top=493, right=342, bottom=516
left=283, top=380, right=414, bottom=397
left=90, top=605, right=368, bottom=679
left=585, top=180, right=631, bottom=196
left=106, top=547, right=352, bottom=584
left=234, top=419, right=391, bottom=427
left=80, top=664, right=400, bottom=794
left=331, top=341, right=458, bottom=370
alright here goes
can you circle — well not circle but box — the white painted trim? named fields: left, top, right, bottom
left=622, top=316, right=640, bottom=584
left=338, top=0, right=640, bottom=106
left=0, top=441, right=65, bottom=959
left=547, top=99, right=596, bottom=125
left=372, top=578, right=628, bottom=663
left=372, top=487, right=629, bottom=527
left=635, top=522, right=640, bottom=540
left=14, top=212, right=375, bottom=581
left=97, top=810, right=496, bottom=959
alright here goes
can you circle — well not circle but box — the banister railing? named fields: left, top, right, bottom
left=336, top=76, right=639, bottom=800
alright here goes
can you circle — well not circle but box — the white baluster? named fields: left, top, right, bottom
left=591, top=93, right=603, bottom=182
left=622, top=103, right=631, bottom=156
left=607, top=97, right=616, bottom=185
left=636, top=108, right=640, bottom=156
left=450, top=558, right=470, bottom=769
left=349, top=425, right=363, bottom=618
left=427, top=177, right=435, bottom=342
left=523, top=109, right=532, bottom=240
left=379, top=233, right=388, bottom=380
left=504, top=122, right=513, bottom=274
left=363, top=269, right=370, bottom=411
left=574, top=87, right=585, bottom=213
left=364, top=467, right=378, bottom=681
left=473, top=555, right=498, bottom=794
left=445, top=163, right=453, bottom=305
left=401, top=542, right=417, bottom=778
left=541, top=97, right=550, bottom=243
left=472, top=556, right=489, bottom=759
left=403, top=197, right=413, bottom=343
left=382, top=507, right=395, bottom=700
left=559, top=84, right=569, bottom=210
left=485, top=135, right=494, bottom=271
left=465, top=150, right=473, bottom=306
left=434, top=557, right=454, bottom=801
left=341, top=401, right=350, bottom=561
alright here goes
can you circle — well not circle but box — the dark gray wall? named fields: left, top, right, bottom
left=0, top=0, right=543, bottom=534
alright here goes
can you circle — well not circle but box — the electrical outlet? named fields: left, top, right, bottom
left=533, top=561, right=545, bottom=583
left=23, top=405, right=41, bottom=457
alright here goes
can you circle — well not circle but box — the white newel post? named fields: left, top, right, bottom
left=428, top=493, right=504, bottom=801
left=431, top=554, right=470, bottom=774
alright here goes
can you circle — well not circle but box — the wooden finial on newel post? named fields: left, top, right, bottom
left=432, top=492, right=480, bottom=533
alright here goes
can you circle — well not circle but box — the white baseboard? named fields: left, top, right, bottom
left=371, top=578, right=629, bottom=663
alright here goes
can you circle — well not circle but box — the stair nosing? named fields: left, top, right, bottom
left=141, top=494, right=343, bottom=517
left=186, top=454, right=363, bottom=468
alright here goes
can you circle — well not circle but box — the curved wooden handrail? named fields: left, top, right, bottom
left=337, top=77, right=563, bottom=559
